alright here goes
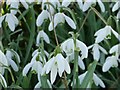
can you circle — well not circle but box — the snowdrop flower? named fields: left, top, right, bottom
left=22, top=51, right=44, bottom=76
left=102, top=56, right=118, bottom=72
left=0, top=13, right=19, bottom=31
left=94, top=25, right=120, bottom=43
left=41, top=0, right=60, bottom=14
left=112, top=1, right=120, bottom=19
left=61, top=38, right=88, bottom=70
left=61, top=38, right=88, bottom=59
left=102, top=44, right=120, bottom=72
left=88, top=43, right=108, bottom=61
left=82, top=0, right=105, bottom=12
left=49, top=13, right=76, bottom=31
left=0, top=73, right=7, bottom=88
left=0, top=50, right=8, bottom=74
left=6, top=0, right=29, bottom=14
left=36, top=10, right=50, bottom=27
left=79, top=71, right=105, bottom=88
left=6, top=49, right=20, bottom=72
left=62, top=0, right=83, bottom=10
left=42, top=53, right=71, bottom=84
left=36, top=30, right=50, bottom=46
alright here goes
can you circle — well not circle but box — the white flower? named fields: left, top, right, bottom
left=6, top=0, right=29, bottom=14
left=41, top=0, right=60, bottom=14
left=88, top=43, right=107, bottom=61
left=79, top=71, right=105, bottom=88
left=0, top=50, right=8, bottom=74
left=61, top=38, right=88, bottom=59
left=61, top=38, right=88, bottom=70
left=36, top=10, right=50, bottom=27
left=102, top=44, right=120, bottom=72
left=36, top=30, right=50, bottom=46
left=0, top=13, right=19, bottom=31
left=49, top=13, right=76, bottom=31
left=22, top=52, right=43, bottom=76
left=102, top=56, right=118, bottom=72
left=94, top=25, right=120, bottom=43
left=41, top=53, right=71, bottom=84
left=83, top=0, right=105, bottom=12
left=112, top=1, right=120, bottom=12
left=6, top=49, right=20, bottom=72
left=62, top=0, right=83, bottom=10
left=0, top=73, right=7, bottom=88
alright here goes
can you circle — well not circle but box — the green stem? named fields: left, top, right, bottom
left=72, top=50, right=79, bottom=88
left=91, top=7, right=107, bottom=25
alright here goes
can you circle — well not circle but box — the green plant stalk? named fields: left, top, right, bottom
left=80, top=60, right=98, bottom=88
left=23, top=6, right=35, bottom=66
left=72, top=50, right=79, bottom=88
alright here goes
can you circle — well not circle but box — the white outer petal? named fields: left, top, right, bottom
left=63, top=13, right=76, bottom=29
left=56, top=54, right=65, bottom=77
left=20, top=0, right=29, bottom=9
left=64, top=59, right=71, bottom=74
left=8, top=59, right=18, bottom=72
left=93, top=73, right=105, bottom=88
left=50, top=64, right=57, bottom=84
left=112, top=1, right=120, bottom=12
left=76, top=0, right=83, bottom=10
left=98, top=45, right=108, bottom=54
left=34, top=82, right=41, bottom=88
left=78, top=71, right=87, bottom=84
left=0, top=50, right=8, bottom=66
left=0, top=15, right=5, bottom=27
left=97, top=0, right=105, bottom=12
left=62, top=0, right=71, bottom=7
left=82, top=0, right=93, bottom=12
left=109, top=44, right=119, bottom=54
left=117, top=10, right=120, bottom=19
left=102, top=56, right=118, bottom=72
left=92, top=44, right=100, bottom=61
left=22, top=63, right=33, bottom=76
left=76, top=39, right=88, bottom=59
left=78, top=56, right=85, bottom=70
left=0, top=74, right=7, bottom=88
left=36, top=10, right=49, bottom=26
left=111, top=28, right=120, bottom=41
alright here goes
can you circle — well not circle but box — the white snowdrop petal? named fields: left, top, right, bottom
left=20, top=0, right=29, bottom=9
left=88, top=44, right=94, bottom=49
left=97, top=0, right=105, bottom=12
left=9, top=59, right=18, bottom=72
left=76, top=40, right=88, bottom=59
left=78, top=56, right=85, bottom=70
left=112, top=1, right=120, bottom=12
left=111, top=29, right=120, bottom=41
left=52, top=13, right=65, bottom=31
left=56, top=54, right=65, bottom=77
left=34, top=82, right=41, bottom=88
left=0, top=74, right=7, bottom=88
left=36, top=10, right=49, bottom=26
left=98, top=45, right=108, bottom=55
left=48, top=22, right=54, bottom=31
left=0, top=50, right=8, bottom=66
left=41, top=31, right=50, bottom=44
left=78, top=71, right=87, bottom=84
left=82, top=0, right=93, bottom=12
left=22, top=63, right=32, bottom=76
left=0, top=15, right=5, bottom=27
left=76, top=0, right=83, bottom=10
left=93, top=73, right=105, bottom=88
left=117, top=10, right=120, bottom=19
left=62, top=0, right=71, bottom=7
left=93, top=44, right=100, bottom=61
left=109, top=44, right=119, bottom=54
left=50, top=64, right=57, bottom=84
left=102, top=56, right=118, bottom=72
left=64, top=59, right=71, bottom=74
left=46, top=58, right=55, bottom=74
left=63, top=13, right=76, bottom=29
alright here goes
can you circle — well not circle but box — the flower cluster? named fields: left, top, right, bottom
left=0, top=0, right=120, bottom=89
